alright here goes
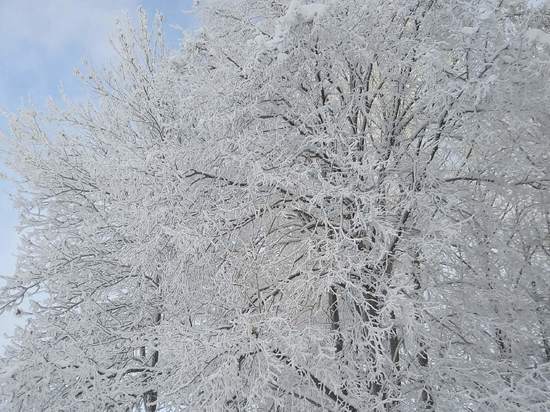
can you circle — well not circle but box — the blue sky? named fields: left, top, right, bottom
left=0, top=0, right=196, bottom=348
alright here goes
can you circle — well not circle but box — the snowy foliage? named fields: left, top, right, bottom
left=1, top=1, right=550, bottom=411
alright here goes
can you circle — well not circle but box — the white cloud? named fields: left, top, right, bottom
left=0, top=0, right=141, bottom=65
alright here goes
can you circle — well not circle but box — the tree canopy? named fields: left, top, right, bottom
left=1, top=1, right=549, bottom=411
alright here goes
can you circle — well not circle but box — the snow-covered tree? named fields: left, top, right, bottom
left=1, top=1, right=549, bottom=411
